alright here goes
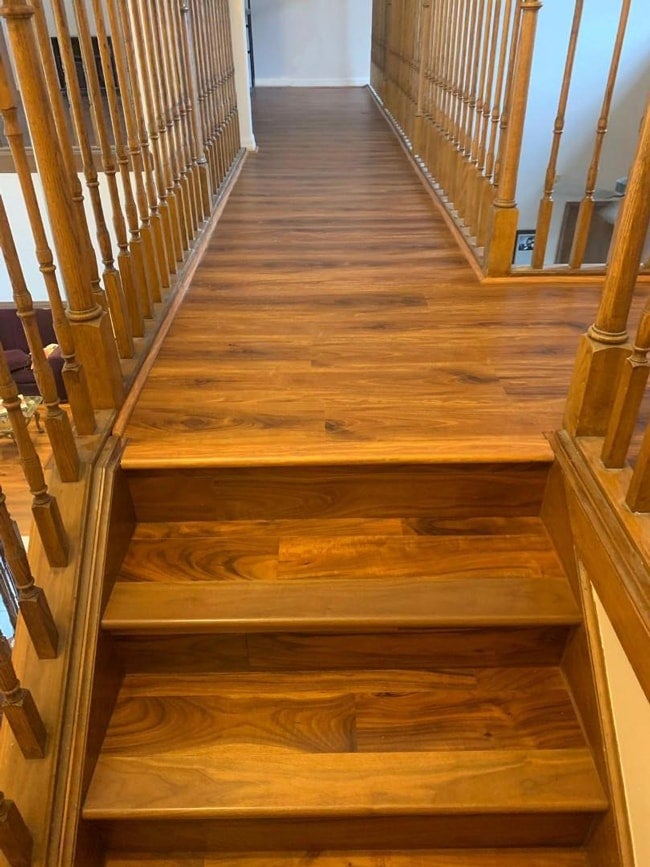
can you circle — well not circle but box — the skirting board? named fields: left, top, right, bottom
left=255, top=77, right=370, bottom=87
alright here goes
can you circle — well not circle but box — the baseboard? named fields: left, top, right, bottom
left=255, top=77, right=369, bottom=88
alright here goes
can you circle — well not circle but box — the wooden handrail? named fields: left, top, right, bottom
left=0, top=793, right=33, bottom=867
left=0, top=632, right=47, bottom=759
left=0, top=0, right=124, bottom=411
left=0, top=486, right=58, bottom=659
left=0, top=197, right=80, bottom=483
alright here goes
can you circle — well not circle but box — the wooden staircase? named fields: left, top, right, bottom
left=75, top=458, right=625, bottom=865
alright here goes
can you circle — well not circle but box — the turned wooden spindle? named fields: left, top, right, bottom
left=602, top=306, right=650, bottom=469
left=486, top=0, right=541, bottom=276
left=0, top=632, right=47, bottom=759
left=165, top=0, right=200, bottom=235
left=221, top=0, right=241, bottom=163
left=569, top=0, right=632, bottom=270
left=180, top=0, right=212, bottom=215
left=414, top=0, right=432, bottom=156
left=88, top=0, right=154, bottom=321
left=565, top=97, right=650, bottom=441
left=197, top=0, right=220, bottom=187
left=56, top=0, right=137, bottom=352
left=30, top=0, right=106, bottom=312
left=468, top=0, right=497, bottom=235
left=0, top=198, right=80, bottom=483
left=187, top=0, right=213, bottom=193
left=0, top=486, right=58, bottom=659
left=149, top=0, right=192, bottom=251
left=0, top=40, right=95, bottom=436
left=0, top=0, right=124, bottom=411
left=102, top=0, right=165, bottom=300
left=113, top=0, right=173, bottom=288
left=130, top=0, right=184, bottom=265
left=0, top=793, right=33, bottom=867
left=531, top=0, right=583, bottom=269
left=456, top=0, right=482, bottom=221
left=0, top=351, right=68, bottom=568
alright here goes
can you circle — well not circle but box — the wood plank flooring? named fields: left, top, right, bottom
left=121, top=88, right=605, bottom=469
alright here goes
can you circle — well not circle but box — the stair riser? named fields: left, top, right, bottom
left=112, top=627, right=574, bottom=674
left=92, top=813, right=597, bottom=854
left=126, top=463, right=550, bottom=523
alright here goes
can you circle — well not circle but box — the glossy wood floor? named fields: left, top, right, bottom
left=121, top=88, right=605, bottom=470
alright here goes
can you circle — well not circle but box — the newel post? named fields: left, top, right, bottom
left=484, top=0, right=541, bottom=276
left=564, top=97, right=650, bottom=437
left=0, top=0, right=124, bottom=410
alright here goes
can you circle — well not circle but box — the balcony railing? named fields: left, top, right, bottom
left=371, top=0, right=649, bottom=278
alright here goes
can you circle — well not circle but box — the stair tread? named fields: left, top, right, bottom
left=101, top=667, right=586, bottom=755
left=104, top=574, right=580, bottom=632
left=104, top=849, right=591, bottom=865
left=84, top=747, right=607, bottom=819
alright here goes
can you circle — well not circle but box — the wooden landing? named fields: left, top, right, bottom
left=120, top=88, right=602, bottom=470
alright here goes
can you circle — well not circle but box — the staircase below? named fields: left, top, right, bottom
left=79, top=459, right=616, bottom=865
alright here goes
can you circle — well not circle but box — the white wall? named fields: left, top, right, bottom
left=517, top=0, right=650, bottom=263
left=250, top=0, right=372, bottom=87
left=595, top=592, right=650, bottom=867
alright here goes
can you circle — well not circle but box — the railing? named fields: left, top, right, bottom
left=370, top=0, right=648, bottom=278
left=0, top=2, right=241, bottom=863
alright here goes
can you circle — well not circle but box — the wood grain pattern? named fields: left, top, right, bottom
left=120, top=88, right=604, bottom=471
left=105, top=851, right=590, bottom=867
left=84, top=748, right=606, bottom=819
left=100, top=667, right=584, bottom=756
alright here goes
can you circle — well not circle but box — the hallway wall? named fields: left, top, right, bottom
left=250, top=0, right=372, bottom=87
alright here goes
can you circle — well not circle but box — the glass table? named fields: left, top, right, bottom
left=0, top=395, right=44, bottom=439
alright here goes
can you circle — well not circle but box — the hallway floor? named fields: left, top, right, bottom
left=121, top=88, right=602, bottom=470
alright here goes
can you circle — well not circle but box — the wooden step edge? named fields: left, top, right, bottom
left=83, top=748, right=608, bottom=821
left=102, top=576, right=582, bottom=634
left=103, top=848, right=591, bottom=866
left=120, top=448, right=555, bottom=471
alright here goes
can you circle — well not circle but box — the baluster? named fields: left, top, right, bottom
left=147, top=0, right=190, bottom=253
left=221, top=0, right=241, bottom=165
left=467, top=0, right=496, bottom=237
left=188, top=0, right=214, bottom=194
left=0, top=632, right=47, bottom=759
left=113, top=0, right=174, bottom=288
left=180, top=0, right=212, bottom=218
left=99, top=0, right=169, bottom=306
left=569, top=0, right=632, bottom=269
left=414, top=0, right=432, bottom=156
left=427, top=0, right=448, bottom=178
left=87, top=0, right=154, bottom=321
left=492, top=1, right=522, bottom=192
left=0, top=39, right=95, bottom=436
left=0, top=0, right=124, bottom=410
left=164, top=0, right=199, bottom=236
left=151, top=0, right=192, bottom=250
left=131, top=0, right=184, bottom=264
left=0, top=352, right=68, bottom=568
left=57, top=0, right=137, bottom=350
left=602, top=307, right=650, bottom=468
left=30, top=0, right=106, bottom=312
left=457, top=0, right=482, bottom=223
left=0, top=198, right=79, bottom=483
left=0, top=487, right=58, bottom=659
left=531, top=0, right=583, bottom=269
left=205, top=0, right=225, bottom=185
left=0, top=793, right=33, bottom=867
left=169, top=0, right=201, bottom=231
left=478, top=0, right=512, bottom=247
left=565, top=97, right=650, bottom=439
left=485, top=0, right=541, bottom=276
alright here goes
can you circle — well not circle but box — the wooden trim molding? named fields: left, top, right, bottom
left=550, top=430, right=650, bottom=702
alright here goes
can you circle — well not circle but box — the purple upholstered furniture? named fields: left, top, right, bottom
left=0, top=307, right=67, bottom=401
